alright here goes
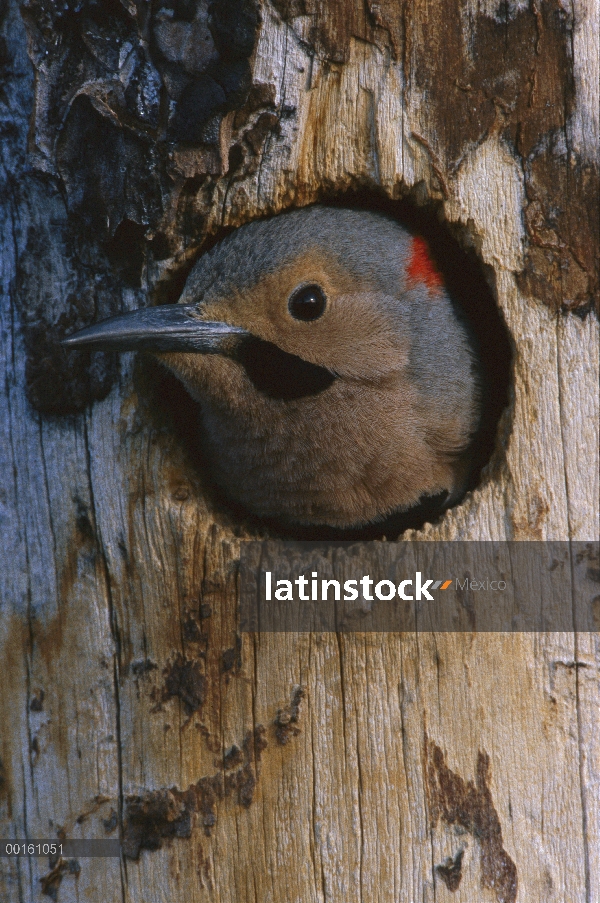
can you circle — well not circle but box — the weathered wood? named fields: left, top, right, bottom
left=1, top=1, right=598, bottom=901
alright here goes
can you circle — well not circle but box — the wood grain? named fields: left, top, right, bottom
left=1, top=1, right=598, bottom=901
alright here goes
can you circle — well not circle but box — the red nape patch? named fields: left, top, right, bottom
left=406, top=236, right=444, bottom=294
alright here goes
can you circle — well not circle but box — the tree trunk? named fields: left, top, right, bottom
left=1, top=1, right=598, bottom=902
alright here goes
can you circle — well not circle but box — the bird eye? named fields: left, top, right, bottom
left=288, top=284, right=326, bottom=321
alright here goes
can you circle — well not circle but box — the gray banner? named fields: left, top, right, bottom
left=239, top=541, right=599, bottom=632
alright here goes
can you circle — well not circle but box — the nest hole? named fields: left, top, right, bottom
left=142, top=189, right=512, bottom=540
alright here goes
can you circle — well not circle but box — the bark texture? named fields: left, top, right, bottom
left=0, top=1, right=598, bottom=901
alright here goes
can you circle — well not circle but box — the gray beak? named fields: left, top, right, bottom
left=62, top=304, right=249, bottom=354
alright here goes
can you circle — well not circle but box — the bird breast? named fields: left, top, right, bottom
left=191, top=355, right=465, bottom=528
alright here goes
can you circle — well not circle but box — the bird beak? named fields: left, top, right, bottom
left=61, top=304, right=249, bottom=354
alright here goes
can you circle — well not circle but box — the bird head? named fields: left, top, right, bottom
left=63, top=206, right=481, bottom=529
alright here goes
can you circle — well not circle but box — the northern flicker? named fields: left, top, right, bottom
left=63, top=205, right=482, bottom=530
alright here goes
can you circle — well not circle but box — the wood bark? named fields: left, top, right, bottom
left=0, top=1, right=598, bottom=902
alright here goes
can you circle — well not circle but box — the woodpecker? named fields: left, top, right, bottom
left=63, top=206, right=482, bottom=530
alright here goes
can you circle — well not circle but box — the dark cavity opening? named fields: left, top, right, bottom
left=144, top=190, right=512, bottom=540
